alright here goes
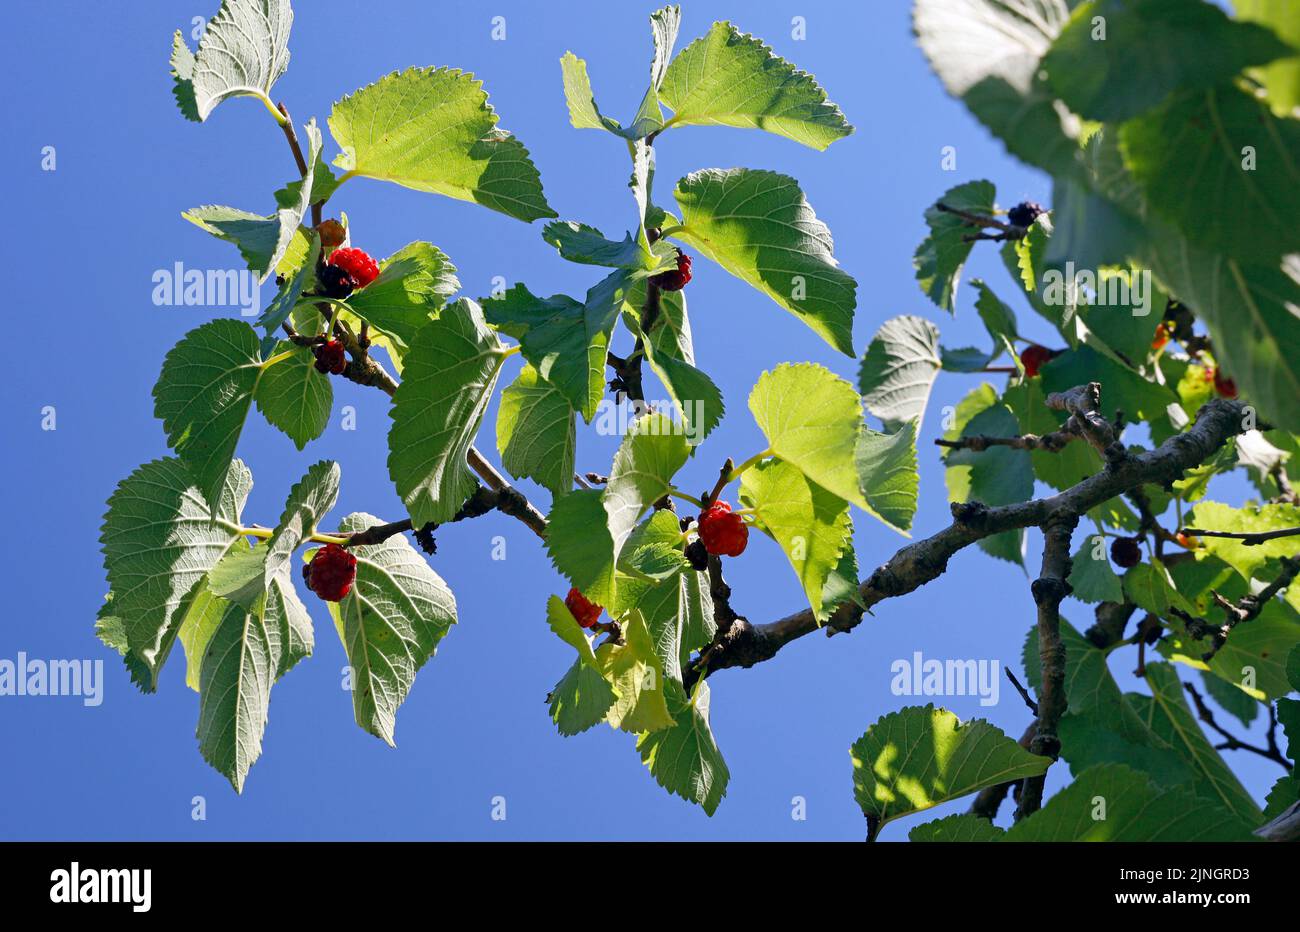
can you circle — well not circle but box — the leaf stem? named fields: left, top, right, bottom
left=259, top=92, right=289, bottom=126
left=309, top=533, right=350, bottom=545
left=669, top=489, right=704, bottom=508
left=728, top=449, right=772, bottom=481
left=260, top=349, right=295, bottom=370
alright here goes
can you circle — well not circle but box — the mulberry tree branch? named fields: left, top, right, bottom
left=687, top=395, right=1248, bottom=681
left=1016, top=515, right=1077, bottom=819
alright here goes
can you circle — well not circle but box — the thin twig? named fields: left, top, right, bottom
left=1183, top=681, right=1292, bottom=769
left=1005, top=667, right=1038, bottom=715
left=1179, top=526, right=1300, bottom=546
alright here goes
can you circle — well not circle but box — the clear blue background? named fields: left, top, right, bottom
left=0, top=0, right=1278, bottom=840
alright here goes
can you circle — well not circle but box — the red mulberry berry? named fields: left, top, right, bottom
left=565, top=587, right=603, bottom=629
left=328, top=247, right=380, bottom=289
left=698, top=500, right=748, bottom=557
left=651, top=250, right=692, bottom=291
left=1007, top=201, right=1044, bottom=228
left=1110, top=536, right=1142, bottom=569
left=304, top=543, right=357, bottom=602
left=1020, top=344, right=1056, bottom=378
left=1212, top=369, right=1237, bottom=399
left=313, top=339, right=347, bottom=375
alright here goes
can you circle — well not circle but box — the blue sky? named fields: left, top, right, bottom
left=0, top=0, right=1278, bottom=840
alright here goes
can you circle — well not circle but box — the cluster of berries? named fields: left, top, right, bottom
left=561, top=496, right=748, bottom=630
left=310, top=239, right=381, bottom=376
left=651, top=249, right=692, bottom=291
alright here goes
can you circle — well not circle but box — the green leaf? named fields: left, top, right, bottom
left=910, top=814, right=1007, bottom=842
left=546, top=489, right=617, bottom=608
left=541, top=221, right=654, bottom=269
left=1024, top=621, right=1167, bottom=747
left=496, top=364, right=575, bottom=499
left=750, top=363, right=868, bottom=510
left=850, top=705, right=1051, bottom=832
left=635, top=5, right=682, bottom=135
left=1131, top=662, right=1264, bottom=824
left=943, top=389, right=1033, bottom=565
left=671, top=168, right=857, bottom=355
left=1068, top=537, right=1124, bottom=604
left=326, top=512, right=458, bottom=745
left=595, top=613, right=674, bottom=733
left=558, top=52, right=625, bottom=134
left=1005, top=763, right=1255, bottom=841
left=1146, top=233, right=1300, bottom=433
left=211, top=459, right=338, bottom=612
left=346, top=242, right=460, bottom=355
left=973, top=280, right=1020, bottom=359
left=99, top=457, right=252, bottom=683
left=1043, top=0, right=1295, bottom=122
left=642, top=348, right=724, bottom=445
left=183, top=122, right=320, bottom=283
left=1039, top=345, right=1177, bottom=428
left=1200, top=669, right=1260, bottom=728
left=1187, top=501, right=1300, bottom=582
left=1056, top=711, right=1197, bottom=788
left=545, top=595, right=616, bottom=735
left=914, top=0, right=1084, bottom=179
left=388, top=299, right=508, bottom=528
left=549, top=659, right=617, bottom=737
left=257, top=231, right=320, bottom=351
left=329, top=67, right=555, bottom=223
left=855, top=420, right=920, bottom=534
left=658, top=21, right=852, bottom=150
left=169, top=31, right=200, bottom=122
left=1264, top=774, right=1300, bottom=820
left=1122, top=560, right=1194, bottom=619
left=175, top=0, right=292, bottom=122
left=740, top=458, right=853, bottom=623
left=858, top=316, right=943, bottom=432
left=1122, top=84, right=1300, bottom=264
left=914, top=180, right=996, bottom=312
left=254, top=329, right=332, bottom=452
left=94, top=598, right=154, bottom=693
left=558, top=7, right=681, bottom=140
left=632, top=555, right=715, bottom=682
left=1279, top=697, right=1300, bottom=758
left=153, top=319, right=264, bottom=513
left=602, top=413, right=692, bottom=560
left=1160, top=598, right=1300, bottom=701
left=621, top=277, right=694, bottom=364
left=194, top=596, right=279, bottom=792
left=1235, top=0, right=1300, bottom=114
left=254, top=347, right=331, bottom=449
left=637, top=681, right=729, bottom=815
left=483, top=273, right=635, bottom=422
left=1289, top=643, right=1300, bottom=692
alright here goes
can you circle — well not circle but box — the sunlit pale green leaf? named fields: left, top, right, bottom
left=329, top=67, right=555, bottom=223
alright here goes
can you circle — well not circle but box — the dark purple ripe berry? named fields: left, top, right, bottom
left=317, top=263, right=356, bottom=300
left=1007, top=201, right=1045, bottom=229
left=1110, top=536, right=1142, bottom=569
